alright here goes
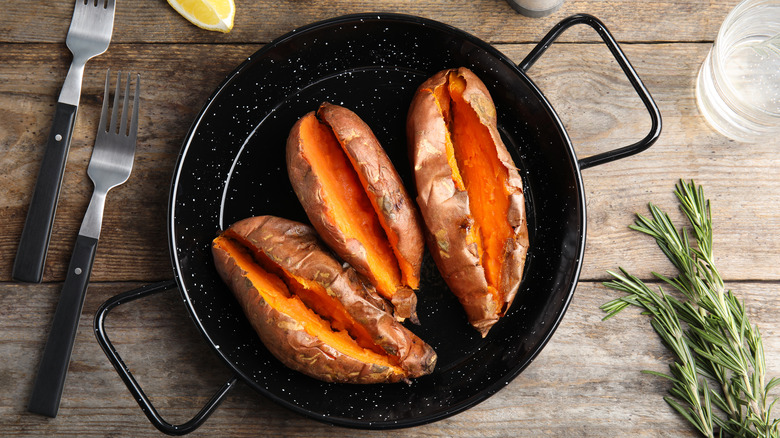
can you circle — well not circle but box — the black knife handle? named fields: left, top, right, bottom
left=28, top=234, right=98, bottom=418
left=13, top=102, right=78, bottom=283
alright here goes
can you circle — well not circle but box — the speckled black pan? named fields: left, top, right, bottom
left=95, top=13, right=660, bottom=433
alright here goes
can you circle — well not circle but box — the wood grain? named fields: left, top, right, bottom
left=1, top=0, right=735, bottom=44
left=3, top=1, right=780, bottom=435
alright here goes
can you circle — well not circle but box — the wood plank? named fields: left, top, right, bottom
left=0, top=43, right=259, bottom=282
left=505, top=42, right=780, bottom=281
left=4, top=1, right=779, bottom=436
left=2, top=280, right=777, bottom=436
left=2, top=41, right=779, bottom=283
left=1, top=0, right=736, bottom=45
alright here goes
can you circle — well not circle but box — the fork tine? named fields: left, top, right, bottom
left=109, top=71, right=122, bottom=134
left=98, top=69, right=111, bottom=133
left=77, top=0, right=112, bottom=10
left=119, top=72, right=131, bottom=136
left=130, top=74, right=141, bottom=139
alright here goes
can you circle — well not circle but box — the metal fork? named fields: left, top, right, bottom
left=28, top=70, right=140, bottom=418
left=13, top=0, right=116, bottom=283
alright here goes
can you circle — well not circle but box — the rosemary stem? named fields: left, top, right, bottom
left=601, top=180, right=778, bottom=438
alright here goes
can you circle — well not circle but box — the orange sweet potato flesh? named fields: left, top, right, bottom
left=286, top=103, right=424, bottom=322
left=212, top=216, right=437, bottom=384
left=407, top=67, right=529, bottom=337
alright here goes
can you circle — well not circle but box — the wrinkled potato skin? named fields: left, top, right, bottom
left=285, top=112, right=362, bottom=276
left=286, top=104, right=423, bottom=320
left=212, top=247, right=402, bottom=383
left=318, top=102, right=425, bottom=287
left=407, top=68, right=529, bottom=337
left=212, top=216, right=436, bottom=383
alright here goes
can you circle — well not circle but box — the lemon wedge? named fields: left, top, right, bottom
left=167, top=0, right=235, bottom=33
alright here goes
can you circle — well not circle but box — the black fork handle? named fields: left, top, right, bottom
left=13, top=102, right=78, bottom=283
left=28, top=234, right=98, bottom=418
left=519, top=14, right=662, bottom=170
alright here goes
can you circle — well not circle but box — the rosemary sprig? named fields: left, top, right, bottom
left=601, top=180, right=779, bottom=437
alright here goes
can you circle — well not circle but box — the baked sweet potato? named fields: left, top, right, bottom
left=286, top=102, right=424, bottom=322
left=407, top=67, right=529, bottom=337
left=212, top=215, right=436, bottom=384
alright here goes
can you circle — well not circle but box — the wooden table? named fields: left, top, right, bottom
left=2, top=1, right=779, bottom=436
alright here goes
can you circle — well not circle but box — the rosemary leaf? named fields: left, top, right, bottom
left=768, top=378, right=780, bottom=393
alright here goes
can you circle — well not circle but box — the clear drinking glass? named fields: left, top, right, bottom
left=695, top=0, right=780, bottom=143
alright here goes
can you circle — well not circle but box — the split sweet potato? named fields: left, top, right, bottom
left=407, top=67, right=529, bottom=337
left=286, top=102, right=425, bottom=322
left=212, top=215, right=437, bottom=384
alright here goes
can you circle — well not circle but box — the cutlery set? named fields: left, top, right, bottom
left=15, top=0, right=141, bottom=418
left=14, top=0, right=117, bottom=284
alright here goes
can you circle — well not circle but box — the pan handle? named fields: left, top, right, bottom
left=518, top=14, right=662, bottom=170
left=94, top=280, right=238, bottom=436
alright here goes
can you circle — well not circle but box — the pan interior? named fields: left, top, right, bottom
left=169, top=14, right=584, bottom=428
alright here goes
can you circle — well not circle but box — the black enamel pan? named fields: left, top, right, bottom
left=95, top=13, right=661, bottom=434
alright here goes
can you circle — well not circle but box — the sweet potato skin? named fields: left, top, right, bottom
left=407, top=67, right=529, bottom=337
left=286, top=104, right=423, bottom=321
left=212, top=216, right=436, bottom=383
left=212, top=263, right=402, bottom=384
left=317, top=102, right=425, bottom=290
